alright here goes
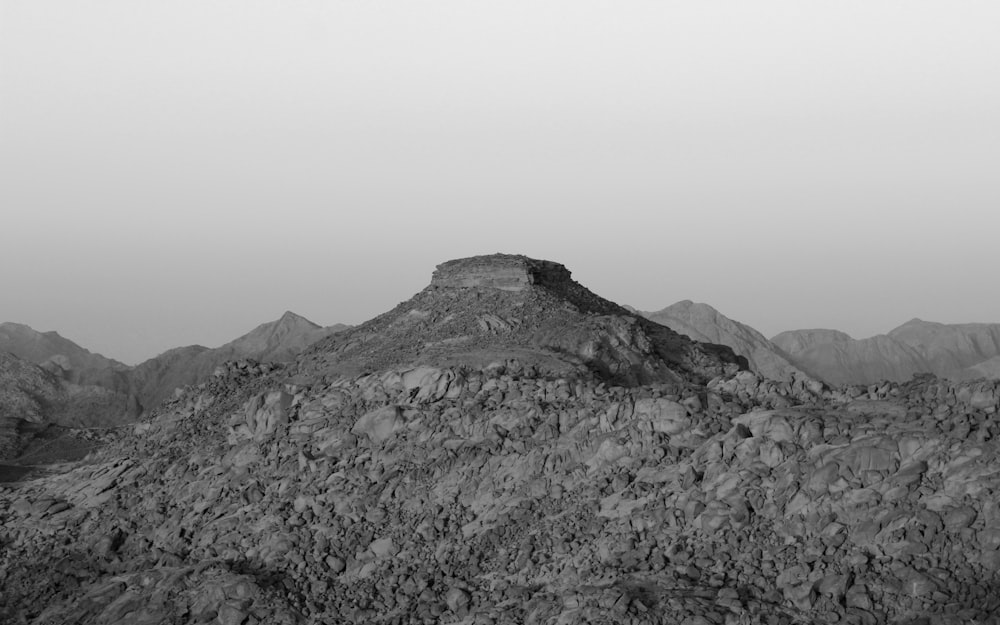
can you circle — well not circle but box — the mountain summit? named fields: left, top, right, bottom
left=303, top=253, right=745, bottom=385
left=640, top=300, right=815, bottom=383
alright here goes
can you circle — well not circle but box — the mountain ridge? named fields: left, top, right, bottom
left=0, top=312, right=349, bottom=421
left=775, top=319, right=1000, bottom=385
left=638, top=300, right=816, bottom=384
left=301, top=254, right=746, bottom=387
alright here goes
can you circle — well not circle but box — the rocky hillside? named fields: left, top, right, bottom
left=0, top=352, right=65, bottom=460
left=774, top=319, right=1000, bottom=385
left=0, top=352, right=135, bottom=460
left=302, top=255, right=744, bottom=387
left=640, top=300, right=815, bottom=384
left=129, top=311, right=347, bottom=411
left=2, top=254, right=1000, bottom=624
left=0, top=322, right=139, bottom=418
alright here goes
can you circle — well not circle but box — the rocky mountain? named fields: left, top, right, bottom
left=640, top=300, right=815, bottom=384
left=888, top=319, right=1000, bottom=375
left=0, top=351, right=135, bottom=461
left=0, top=313, right=348, bottom=419
left=0, top=322, right=130, bottom=381
left=960, top=356, right=1000, bottom=381
left=229, top=312, right=349, bottom=362
left=774, top=319, right=1000, bottom=385
left=128, top=311, right=347, bottom=411
left=302, top=256, right=744, bottom=386
left=0, top=352, right=65, bottom=460
left=768, top=328, right=854, bottom=355
left=2, top=254, right=1000, bottom=624
left=0, top=321, right=136, bottom=401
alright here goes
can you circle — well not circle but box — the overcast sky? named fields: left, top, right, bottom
left=2, top=1, right=998, bottom=364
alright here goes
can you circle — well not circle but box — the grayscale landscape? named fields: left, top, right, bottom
left=2, top=3, right=999, bottom=625
left=3, top=254, right=1000, bottom=624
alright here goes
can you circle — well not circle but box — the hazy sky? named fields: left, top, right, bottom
left=2, top=1, right=999, bottom=364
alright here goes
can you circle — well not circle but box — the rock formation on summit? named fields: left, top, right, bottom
left=3, top=254, right=1000, bottom=625
left=304, top=254, right=746, bottom=386
left=430, top=254, right=572, bottom=291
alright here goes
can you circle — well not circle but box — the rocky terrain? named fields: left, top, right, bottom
left=1, top=314, right=347, bottom=417
left=2, top=254, right=1000, bottom=624
left=639, top=301, right=814, bottom=384
left=0, top=351, right=137, bottom=464
left=774, top=320, right=1000, bottom=386
left=0, top=314, right=346, bottom=463
left=0, top=323, right=141, bottom=428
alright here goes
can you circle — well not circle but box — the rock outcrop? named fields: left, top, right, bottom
left=430, top=254, right=572, bottom=291
left=306, top=254, right=745, bottom=386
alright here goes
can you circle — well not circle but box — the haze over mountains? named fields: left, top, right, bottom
left=638, top=303, right=1000, bottom=388
left=638, top=300, right=815, bottom=384
left=128, top=311, right=349, bottom=410
left=773, top=319, right=1000, bottom=386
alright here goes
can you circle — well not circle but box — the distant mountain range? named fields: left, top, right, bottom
left=773, top=319, right=1000, bottom=385
left=640, top=303, right=1000, bottom=387
left=638, top=300, right=814, bottom=383
left=0, top=313, right=348, bottom=457
left=128, top=311, right=349, bottom=409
